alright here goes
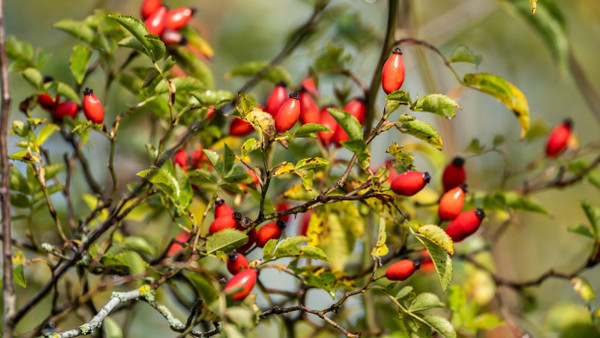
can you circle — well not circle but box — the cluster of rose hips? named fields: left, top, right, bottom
left=229, top=77, right=366, bottom=148
left=141, top=0, right=195, bottom=46
left=167, top=197, right=291, bottom=300
left=173, top=45, right=576, bottom=294
left=37, top=80, right=104, bottom=125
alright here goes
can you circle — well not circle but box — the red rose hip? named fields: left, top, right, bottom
left=82, top=88, right=104, bottom=124
left=256, top=220, right=286, bottom=248
left=164, top=7, right=196, bottom=31
left=227, top=252, right=249, bottom=274
left=274, top=92, right=301, bottom=133
left=438, top=184, right=467, bottom=221
left=390, top=171, right=431, bottom=196
left=385, top=259, right=421, bottom=281
left=265, top=82, right=288, bottom=117
left=445, top=208, right=486, bottom=242
left=442, top=157, right=466, bottom=192
left=381, top=48, right=405, bottom=94
left=545, top=119, right=572, bottom=158
left=224, top=268, right=258, bottom=301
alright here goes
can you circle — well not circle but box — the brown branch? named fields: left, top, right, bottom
left=0, top=0, right=15, bottom=335
left=460, top=254, right=597, bottom=289
left=518, top=153, right=600, bottom=194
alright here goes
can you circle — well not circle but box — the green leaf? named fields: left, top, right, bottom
left=10, top=193, right=29, bottom=208
left=398, top=118, right=443, bottom=150
left=53, top=19, right=94, bottom=44
left=417, top=225, right=454, bottom=255
left=300, top=170, right=314, bottom=191
left=386, top=90, right=411, bottom=105
left=12, top=251, right=26, bottom=288
left=314, top=43, right=351, bottom=72
left=294, top=123, right=331, bottom=138
left=138, top=167, right=181, bottom=201
left=169, top=47, right=214, bottom=88
left=328, top=108, right=363, bottom=141
left=262, top=239, right=278, bottom=261
left=36, top=124, right=59, bottom=146
left=205, top=229, right=248, bottom=255
left=103, top=317, right=123, bottom=338
left=414, top=94, right=460, bottom=119
left=145, top=34, right=166, bottom=61
left=10, top=166, right=30, bottom=194
left=21, top=68, right=43, bottom=91
left=110, top=15, right=149, bottom=47
left=296, top=157, right=328, bottom=171
left=409, top=292, right=445, bottom=312
left=272, top=236, right=328, bottom=261
left=412, top=229, right=453, bottom=291
left=223, top=166, right=251, bottom=183
left=44, top=164, right=64, bottom=180
left=70, top=45, right=92, bottom=85
left=503, top=192, right=548, bottom=215
left=423, top=315, right=456, bottom=338
left=223, top=144, right=235, bottom=174
left=241, top=138, right=260, bottom=157
left=465, top=138, right=485, bottom=154
left=580, top=201, right=600, bottom=238
left=463, top=73, right=530, bottom=139
left=56, top=81, right=81, bottom=104
left=123, top=250, right=147, bottom=282
left=312, top=202, right=364, bottom=271
left=371, top=216, right=388, bottom=258
left=449, top=45, right=482, bottom=66
left=472, top=313, right=503, bottom=330
left=202, top=149, right=223, bottom=176
left=568, top=224, right=594, bottom=239
left=396, top=286, right=413, bottom=300
left=122, top=236, right=156, bottom=255
left=342, top=139, right=370, bottom=168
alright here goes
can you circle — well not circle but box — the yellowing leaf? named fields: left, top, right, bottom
left=463, top=73, right=530, bottom=139
left=418, top=225, right=454, bottom=255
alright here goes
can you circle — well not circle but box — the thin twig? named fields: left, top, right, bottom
left=0, top=0, right=15, bottom=335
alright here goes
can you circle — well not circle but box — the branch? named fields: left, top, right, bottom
left=0, top=0, right=15, bottom=335
left=236, top=0, right=330, bottom=93
left=568, top=47, right=600, bottom=123
left=518, top=153, right=600, bottom=194
left=364, top=0, right=398, bottom=138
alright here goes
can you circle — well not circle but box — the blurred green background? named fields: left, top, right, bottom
left=4, top=0, right=600, bottom=336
